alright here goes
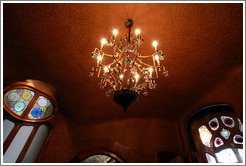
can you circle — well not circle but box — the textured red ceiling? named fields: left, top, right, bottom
left=3, top=3, right=243, bottom=125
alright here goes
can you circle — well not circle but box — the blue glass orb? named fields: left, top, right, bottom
left=14, top=102, right=25, bottom=112
left=31, top=108, right=42, bottom=118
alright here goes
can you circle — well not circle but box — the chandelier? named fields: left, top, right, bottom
left=89, top=19, right=168, bottom=112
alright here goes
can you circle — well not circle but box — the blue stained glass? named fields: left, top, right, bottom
left=14, top=102, right=25, bottom=112
left=31, top=108, right=42, bottom=118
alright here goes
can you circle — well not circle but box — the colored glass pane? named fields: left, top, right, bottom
left=81, top=155, right=118, bottom=163
left=220, top=128, right=230, bottom=140
left=198, top=125, right=212, bottom=147
left=209, top=118, right=219, bottom=131
left=214, top=137, right=224, bottom=148
left=233, top=134, right=243, bottom=144
left=205, top=153, right=216, bottom=163
left=5, top=89, right=35, bottom=115
left=221, top=116, right=235, bottom=128
left=28, top=96, right=53, bottom=119
left=238, top=118, right=243, bottom=133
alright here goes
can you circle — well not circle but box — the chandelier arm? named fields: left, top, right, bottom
left=109, top=73, right=118, bottom=90
left=95, top=48, right=104, bottom=55
left=137, top=59, right=154, bottom=67
left=113, top=45, right=122, bottom=67
left=128, top=73, right=132, bottom=89
left=134, top=81, right=146, bottom=91
left=115, top=45, right=123, bottom=53
left=97, top=67, right=102, bottom=78
left=108, top=61, right=117, bottom=67
left=138, top=55, right=154, bottom=58
left=132, top=42, right=139, bottom=66
left=135, top=64, right=144, bottom=74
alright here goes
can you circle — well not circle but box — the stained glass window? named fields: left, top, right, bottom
left=233, top=134, right=243, bottom=144
left=221, top=116, right=235, bottom=128
left=81, top=155, right=118, bottom=163
left=209, top=118, right=219, bottom=131
left=28, top=96, right=53, bottom=119
left=220, top=128, right=230, bottom=140
left=198, top=125, right=212, bottom=147
left=238, top=118, right=243, bottom=133
left=5, top=89, right=35, bottom=116
left=214, top=137, right=224, bottom=148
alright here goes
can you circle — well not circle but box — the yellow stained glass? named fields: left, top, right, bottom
left=22, top=91, right=32, bottom=100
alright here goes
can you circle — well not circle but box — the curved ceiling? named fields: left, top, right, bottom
left=3, top=3, right=243, bottom=124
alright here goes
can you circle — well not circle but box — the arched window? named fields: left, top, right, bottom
left=3, top=80, right=58, bottom=163
left=69, top=149, right=124, bottom=163
left=81, top=154, right=119, bottom=163
left=188, top=105, right=243, bottom=163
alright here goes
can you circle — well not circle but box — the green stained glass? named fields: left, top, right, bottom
left=28, top=96, right=53, bottom=119
left=5, top=88, right=35, bottom=115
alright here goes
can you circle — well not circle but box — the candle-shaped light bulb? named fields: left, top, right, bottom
left=119, top=74, right=123, bottom=79
left=97, top=55, right=102, bottom=64
left=135, top=73, right=139, bottom=82
left=155, top=55, right=159, bottom=60
left=104, top=66, right=109, bottom=73
left=148, top=68, right=153, bottom=78
left=113, top=29, right=118, bottom=38
left=135, top=29, right=140, bottom=35
left=101, top=38, right=107, bottom=49
left=155, top=54, right=160, bottom=66
left=152, top=41, right=158, bottom=51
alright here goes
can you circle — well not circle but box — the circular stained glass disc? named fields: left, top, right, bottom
left=38, top=98, right=47, bottom=107
left=8, top=92, right=20, bottom=101
left=14, top=102, right=25, bottom=112
left=31, top=108, right=42, bottom=118
left=22, top=91, right=32, bottom=100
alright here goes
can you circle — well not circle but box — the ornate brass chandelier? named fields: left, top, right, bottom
left=89, top=19, right=168, bottom=112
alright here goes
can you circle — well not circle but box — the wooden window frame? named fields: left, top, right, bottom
left=189, top=107, right=243, bottom=163
left=70, top=148, right=125, bottom=163
left=3, top=84, right=57, bottom=122
left=3, top=81, right=59, bottom=163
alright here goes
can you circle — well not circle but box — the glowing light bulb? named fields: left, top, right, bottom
left=120, top=74, right=123, bottom=79
left=101, top=38, right=107, bottom=45
left=152, top=41, right=158, bottom=51
left=135, top=73, right=139, bottom=82
left=100, top=38, right=107, bottom=49
left=148, top=68, right=153, bottom=78
left=155, top=55, right=160, bottom=66
left=155, top=55, right=159, bottom=60
left=97, top=55, right=102, bottom=61
left=113, top=29, right=118, bottom=37
left=104, top=66, right=109, bottom=73
left=135, top=29, right=140, bottom=35
left=152, top=41, right=158, bottom=47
